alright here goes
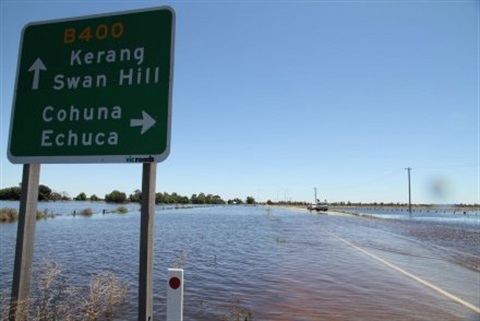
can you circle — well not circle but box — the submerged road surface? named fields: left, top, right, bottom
left=252, top=207, right=479, bottom=320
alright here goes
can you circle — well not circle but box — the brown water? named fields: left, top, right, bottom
left=1, top=203, right=479, bottom=320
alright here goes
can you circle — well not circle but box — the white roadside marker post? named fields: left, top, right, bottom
left=167, top=268, right=184, bottom=321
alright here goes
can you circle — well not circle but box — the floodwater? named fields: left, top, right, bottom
left=332, top=205, right=479, bottom=223
left=1, top=202, right=479, bottom=320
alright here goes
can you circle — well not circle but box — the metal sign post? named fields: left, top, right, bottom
left=138, top=162, right=157, bottom=321
left=9, top=164, right=41, bottom=321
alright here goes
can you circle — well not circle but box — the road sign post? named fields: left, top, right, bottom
left=8, top=7, right=175, bottom=164
left=139, top=162, right=157, bottom=321
left=8, top=7, right=175, bottom=321
left=9, top=164, right=40, bottom=321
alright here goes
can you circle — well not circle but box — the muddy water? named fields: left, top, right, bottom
left=0, top=203, right=478, bottom=320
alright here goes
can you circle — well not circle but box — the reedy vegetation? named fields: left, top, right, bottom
left=0, top=205, right=133, bottom=222
left=1, top=258, right=127, bottom=321
left=0, top=208, right=56, bottom=223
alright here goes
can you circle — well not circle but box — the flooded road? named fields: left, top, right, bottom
left=1, top=203, right=479, bottom=320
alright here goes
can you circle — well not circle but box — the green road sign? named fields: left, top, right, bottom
left=8, top=7, right=175, bottom=164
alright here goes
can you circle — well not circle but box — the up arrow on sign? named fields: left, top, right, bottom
left=28, top=58, right=46, bottom=90
left=130, top=111, right=156, bottom=135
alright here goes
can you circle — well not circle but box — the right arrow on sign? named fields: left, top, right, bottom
left=130, top=111, right=156, bottom=134
left=28, top=58, right=46, bottom=90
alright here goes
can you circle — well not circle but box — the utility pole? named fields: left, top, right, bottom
left=314, top=187, right=317, bottom=203
left=405, top=167, right=412, bottom=214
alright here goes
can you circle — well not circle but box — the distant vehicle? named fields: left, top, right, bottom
left=308, top=200, right=329, bottom=212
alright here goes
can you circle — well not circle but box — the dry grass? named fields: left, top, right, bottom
left=1, top=258, right=127, bottom=321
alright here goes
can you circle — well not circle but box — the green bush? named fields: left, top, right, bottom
left=105, top=190, right=127, bottom=203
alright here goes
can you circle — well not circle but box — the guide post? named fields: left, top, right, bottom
left=167, top=268, right=184, bottom=321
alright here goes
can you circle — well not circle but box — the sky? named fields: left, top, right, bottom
left=0, top=0, right=478, bottom=204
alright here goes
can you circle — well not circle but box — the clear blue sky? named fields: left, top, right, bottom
left=1, top=1, right=478, bottom=204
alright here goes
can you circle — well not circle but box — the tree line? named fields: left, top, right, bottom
left=0, top=184, right=256, bottom=205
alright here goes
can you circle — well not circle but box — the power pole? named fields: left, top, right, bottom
left=405, top=167, right=412, bottom=214
left=314, top=187, right=317, bottom=203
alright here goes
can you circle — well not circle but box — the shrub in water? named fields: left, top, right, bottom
left=0, top=208, right=18, bottom=222
left=79, top=208, right=94, bottom=216
left=115, top=206, right=128, bottom=214
left=36, top=209, right=56, bottom=220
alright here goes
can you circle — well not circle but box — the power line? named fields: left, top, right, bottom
left=414, top=164, right=479, bottom=170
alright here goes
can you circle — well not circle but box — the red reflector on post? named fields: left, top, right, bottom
left=169, top=276, right=181, bottom=290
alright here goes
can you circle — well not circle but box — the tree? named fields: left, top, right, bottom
left=228, top=198, right=243, bottom=205
left=190, top=194, right=197, bottom=204
left=90, top=194, right=100, bottom=201
left=202, top=194, right=222, bottom=204
left=192, top=193, right=206, bottom=204
left=105, top=190, right=127, bottom=203
left=162, top=192, right=173, bottom=204
left=155, top=192, right=165, bottom=204
left=246, top=196, right=256, bottom=204
left=190, top=193, right=225, bottom=204
left=74, top=192, right=87, bottom=201
left=0, top=186, right=21, bottom=200
left=178, top=195, right=190, bottom=204
left=129, top=189, right=142, bottom=203
left=49, top=192, right=62, bottom=201
left=38, top=185, right=52, bottom=201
